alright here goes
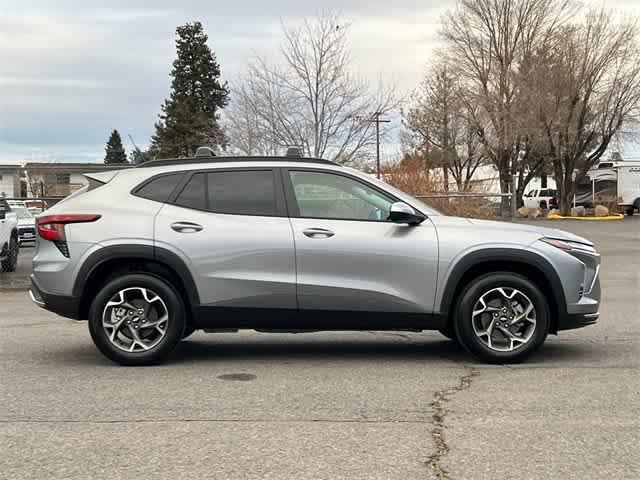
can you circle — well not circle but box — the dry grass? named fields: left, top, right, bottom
left=381, top=159, right=500, bottom=218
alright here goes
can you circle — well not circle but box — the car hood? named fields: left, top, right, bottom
left=17, top=218, right=35, bottom=228
left=465, top=218, right=593, bottom=245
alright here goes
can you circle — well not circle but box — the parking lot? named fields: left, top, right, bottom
left=1, top=218, right=638, bottom=479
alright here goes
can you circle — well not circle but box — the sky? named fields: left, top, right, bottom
left=1, top=0, right=639, bottom=165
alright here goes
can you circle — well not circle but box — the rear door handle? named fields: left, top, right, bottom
left=171, top=221, right=203, bottom=233
left=302, top=227, right=334, bottom=239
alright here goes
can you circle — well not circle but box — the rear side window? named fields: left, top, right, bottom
left=208, top=170, right=275, bottom=216
left=135, top=173, right=184, bottom=203
left=172, top=170, right=277, bottom=216
left=175, top=173, right=206, bottom=210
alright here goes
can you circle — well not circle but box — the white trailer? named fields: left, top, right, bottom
left=587, top=161, right=640, bottom=215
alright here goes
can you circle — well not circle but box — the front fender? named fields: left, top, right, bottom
left=436, top=247, right=567, bottom=321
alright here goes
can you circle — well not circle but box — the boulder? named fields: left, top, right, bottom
left=529, top=208, right=541, bottom=219
left=594, top=204, right=609, bottom=217
left=517, top=207, right=530, bottom=218
left=571, top=206, right=586, bottom=217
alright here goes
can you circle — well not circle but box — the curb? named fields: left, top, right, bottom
left=546, top=213, right=625, bottom=221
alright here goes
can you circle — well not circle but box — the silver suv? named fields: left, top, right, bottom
left=29, top=153, right=601, bottom=365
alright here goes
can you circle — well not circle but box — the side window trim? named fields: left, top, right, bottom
left=169, top=167, right=288, bottom=218
left=282, top=167, right=398, bottom=222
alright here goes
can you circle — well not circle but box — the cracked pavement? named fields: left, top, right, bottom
left=1, top=218, right=638, bottom=479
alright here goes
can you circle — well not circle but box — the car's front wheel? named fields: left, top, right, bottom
left=454, top=272, right=550, bottom=363
left=88, top=274, right=186, bottom=366
left=1, top=235, right=19, bottom=272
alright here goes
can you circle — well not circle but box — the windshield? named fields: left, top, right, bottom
left=13, top=207, right=33, bottom=219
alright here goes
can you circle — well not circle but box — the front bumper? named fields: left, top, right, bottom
left=557, top=312, right=599, bottom=331
left=29, top=275, right=82, bottom=320
left=18, top=228, right=36, bottom=243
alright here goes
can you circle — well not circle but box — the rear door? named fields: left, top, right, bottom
left=154, top=168, right=296, bottom=312
left=283, top=168, right=439, bottom=322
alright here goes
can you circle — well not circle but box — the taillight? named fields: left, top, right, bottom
left=37, top=214, right=101, bottom=256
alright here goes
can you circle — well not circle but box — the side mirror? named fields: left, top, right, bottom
left=388, top=202, right=425, bottom=225
left=0, top=207, right=6, bottom=220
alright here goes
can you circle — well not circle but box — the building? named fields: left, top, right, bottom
left=0, top=164, right=21, bottom=198
left=0, top=162, right=132, bottom=199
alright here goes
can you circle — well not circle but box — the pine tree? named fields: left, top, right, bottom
left=104, top=129, right=128, bottom=164
left=150, top=21, right=229, bottom=158
left=129, top=148, right=152, bottom=164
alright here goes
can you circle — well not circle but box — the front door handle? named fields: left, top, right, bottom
left=302, top=227, right=334, bottom=239
left=171, top=221, right=203, bottom=233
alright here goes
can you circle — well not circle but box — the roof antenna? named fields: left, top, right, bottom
left=195, top=146, right=216, bottom=157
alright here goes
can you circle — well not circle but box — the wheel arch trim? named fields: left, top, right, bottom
left=72, top=244, right=200, bottom=308
left=437, top=248, right=567, bottom=321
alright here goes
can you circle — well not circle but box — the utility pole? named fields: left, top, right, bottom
left=128, top=134, right=147, bottom=164
left=373, top=111, right=390, bottom=178
left=356, top=112, right=390, bottom=178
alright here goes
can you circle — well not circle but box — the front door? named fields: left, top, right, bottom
left=154, top=168, right=296, bottom=314
left=283, top=169, right=439, bottom=324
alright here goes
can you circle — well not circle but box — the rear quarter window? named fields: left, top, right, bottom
left=134, top=173, right=185, bottom=203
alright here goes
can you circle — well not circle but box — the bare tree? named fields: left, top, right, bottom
left=226, top=13, right=398, bottom=164
left=404, top=64, right=485, bottom=191
left=441, top=0, right=575, bottom=211
left=533, top=10, right=640, bottom=214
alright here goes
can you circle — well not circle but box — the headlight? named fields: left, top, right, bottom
left=540, top=237, right=597, bottom=254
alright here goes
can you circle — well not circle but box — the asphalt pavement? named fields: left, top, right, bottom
left=1, top=218, right=638, bottom=479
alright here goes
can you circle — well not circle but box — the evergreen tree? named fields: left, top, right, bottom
left=129, top=148, right=152, bottom=164
left=150, top=21, right=229, bottom=158
left=104, top=129, right=128, bottom=164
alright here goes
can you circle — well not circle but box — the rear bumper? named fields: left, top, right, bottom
left=29, top=275, right=82, bottom=320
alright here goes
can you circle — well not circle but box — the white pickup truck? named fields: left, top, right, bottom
left=523, top=188, right=558, bottom=210
left=0, top=199, right=19, bottom=272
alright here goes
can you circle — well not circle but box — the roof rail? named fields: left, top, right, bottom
left=137, top=155, right=338, bottom=168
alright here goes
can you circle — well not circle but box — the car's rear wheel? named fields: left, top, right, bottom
left=88, top=274, right=186, bottom=366
left=454, top=272, right=550, bottom=363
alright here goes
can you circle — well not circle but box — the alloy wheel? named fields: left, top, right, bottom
left=471, top=287, right=537, bottom=352
left=102, top=287, right=169, bottom=353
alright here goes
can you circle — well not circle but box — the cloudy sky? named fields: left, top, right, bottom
left=1, top=0, right=638, bottom=164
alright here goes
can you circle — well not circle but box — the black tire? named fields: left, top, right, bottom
left=438, top=325, right=459, bottom=342
left=453, top=272, right=550, bottom=364
left=1, top=235, right=19, bottom=272
left=626, top=206, right=635, bottom=216
left=182, top=326, right=197, bottom=339
left=88, top=273, right=186, bottom=366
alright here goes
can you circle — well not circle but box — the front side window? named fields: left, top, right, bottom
left=288, top=171, right=393, bottom=221
left=173, top=170, right=277, bottom=216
